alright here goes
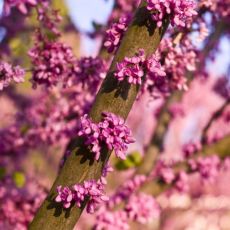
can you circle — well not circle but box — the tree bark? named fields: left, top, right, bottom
left=29, top=1, right=169, bottom=229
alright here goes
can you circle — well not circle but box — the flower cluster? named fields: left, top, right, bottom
left=112, top=0, right=140, bottom=18
left=108, top=175, right=147, bottom=208
left=36, top=0, right=62, bottom=35
left=0, top=61, right=25, bottom=91
left=0, top=124, right=25, bottom=155
left=3, top=0, right=38, bottom=16
left=199, top=0, right=230, bottom=20
left=104, top=16, right=131, bottom=53
left=78, top=112, right=135, bottom=160
left=56, top=180, right=108, bottom=213
left=55, top=167, right=111, bottom=213
left=189, top=156, right=221, bottom=183
left=146, top=37, right=197, bottom=98
left=72, top=56, right=107, bottom=93
left=174, top=171, right=189, bottom=192
left=154, top=160, right=176, bottom=184
left=114, top=49, right=166, bottom=86
left=28, top=39, right=76, bottom=88
left=144, top=53, right=167, bottom=95
left=27, top=1, right=76, bottom=89
left=146, top=0, right=197, bottom=28
left=125, top=193, right=160, bottom=224
left=95, top=209, right=129, bottom=230
left=115, top=49, right=145, bottom=84
left=152, top=155, right=227, bottom=195
left=25, top=84, right=93, bottom=145
left=0, top=178, right=46, bottom=230
left=108, top=0, right=140, bottom=25
left=29, top=31, right=108, bottom=90
left=94, top=179, right=160, bottom=229
left=182, top=141, right=202, bottom=158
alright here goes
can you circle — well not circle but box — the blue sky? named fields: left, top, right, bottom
left=66, top=0, right=114, bottom=54
left=66, top=0, right=114, bottom=33
left=0, top=0, right=3, bottom=14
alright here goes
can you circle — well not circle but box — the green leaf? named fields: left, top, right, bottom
left=12, top=172, right=26, bottom=188
left=0, top=167, right=6, bottom=180
left=115, top=151, right=142, bottom=171
left=20, top=124, right=31, bottom=135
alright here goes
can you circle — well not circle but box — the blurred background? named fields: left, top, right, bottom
left=0, top=0, right=230, bottom=229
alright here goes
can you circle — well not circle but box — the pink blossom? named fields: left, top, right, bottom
left=0, top=61, right=25, bottom=91
left=147, top=37, right=197, bottom=98
left=189, top=156, right=221, bottom=183
left=0, top=178, right=46, bottom=229
left=125, top=193, right=160, bottom=224
left=199, top=0, right=230, bottom=20
left=78, top=112, right=135, bottom=160
left=95, top=209, right=129, bottom=230
left=28, top=40, right=76, bottom=88
left=36, top=1, right=62, bottom=35
left=73, top=179, right=109, bottom=214
left=154, top=160, right=176, bottom=184
left=182, top=141, right=202, bottom=158
left=55, top=186, right=73, bottom=209
left=72, top=56, right=107, bottom=93
left=174, top=171, right=189, bottom=193
left=114, top=49, right=145, bottom=85
left=146, top=0, right=197, bottom=28
left=3, top=0, right=37, bottom=15
left=104, top=16, right=131, bottom=53
left=56, top=178, right=109, bottom=213
left=108, top=175, right=147, bottom=208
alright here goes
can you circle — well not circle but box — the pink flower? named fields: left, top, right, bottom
left=189, top=156, right=221, bottom=183
left=182, top=141, right=202, bottom=158
left=72, top=56, right=107, bottom=93
left=0, top=61, right=25, bottom=90
left=78, top=112, right=135, bottom=160
left=56, top=175, right=110, bottom=213
left=28, top=40, right=76, bottom=88
left=95, top=209, right=129, bottom=230
left=154, top=160, right=175, bottom=184
left=55, top=186, right=73, bottom=209
left=175, top=171, right=189, bottom=192
left=104, top=16, right=131, bottom=53
left=125, top=193, right=160, bottom=224
left=146, top=0, right=197, bottom=28
left=114, top=49, right=146, bottom=85
left=3, top=0, right=37, bottom=16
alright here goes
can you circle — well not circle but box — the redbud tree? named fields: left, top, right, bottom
left=0, top=0, right=230, bottom=229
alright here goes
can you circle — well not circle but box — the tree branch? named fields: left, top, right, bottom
left=141, top=134, right=230, bottom=196
left=201, top=98, right=230, bottom=143
left=29, top=2, right=169, bottom=230
left=136, top=93, right=180, bottom=174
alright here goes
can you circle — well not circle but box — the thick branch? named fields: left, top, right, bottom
left=29, top=2, right=169, bottom=230
left=141, top=134, right=230, bottom=196
left=136, top=93, right=180, bottom=174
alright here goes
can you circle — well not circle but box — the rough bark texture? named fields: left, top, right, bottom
left=29, top=2, right=169, bottom=230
